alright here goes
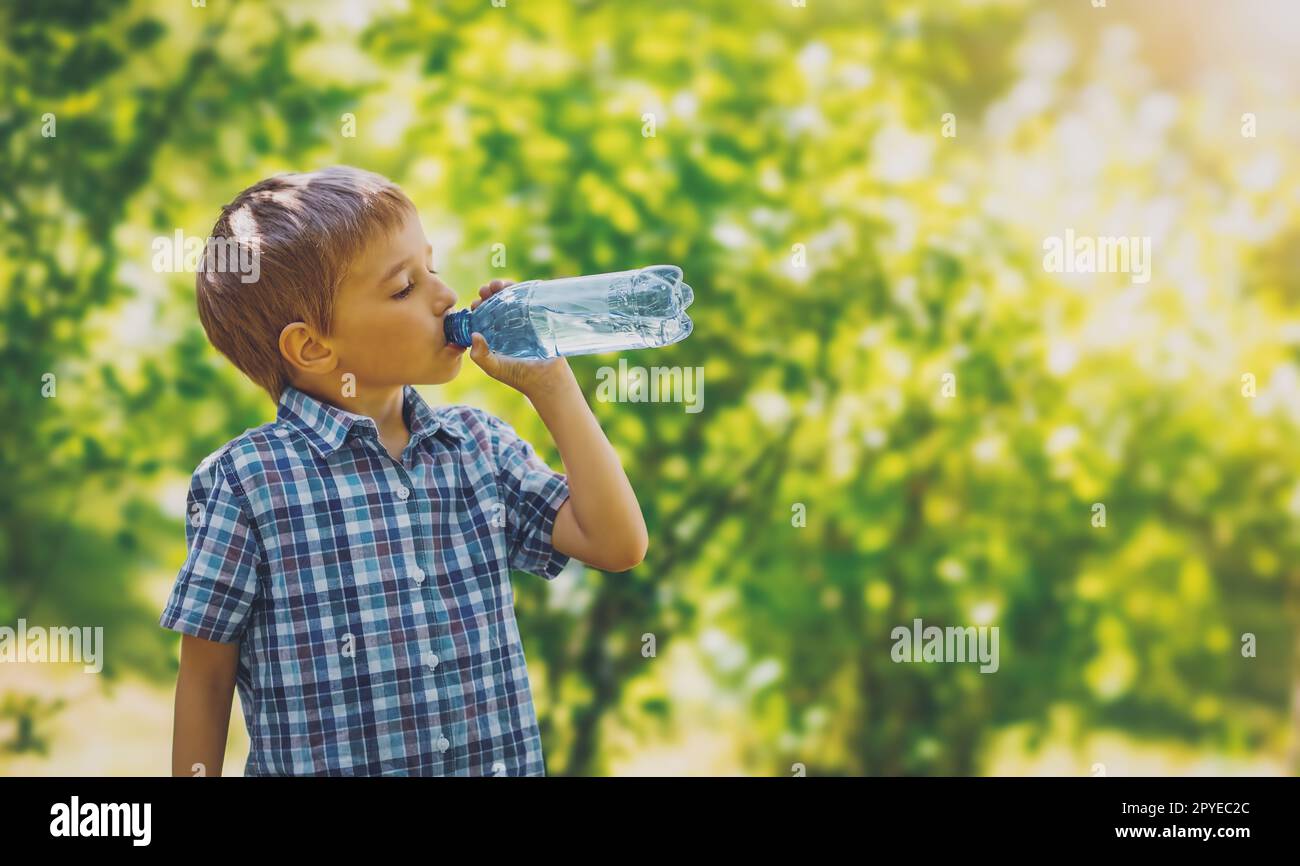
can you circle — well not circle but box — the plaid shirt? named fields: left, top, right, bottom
left=160, top=383, right=572, bottom=776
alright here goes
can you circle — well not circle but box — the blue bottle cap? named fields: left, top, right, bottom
left=444, top=309, right=474, bottom=347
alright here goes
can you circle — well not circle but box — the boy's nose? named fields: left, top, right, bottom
left=433, top=284, right=457, bottom=315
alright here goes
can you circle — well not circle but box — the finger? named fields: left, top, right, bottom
left=469, top=332, right=493, bottom=369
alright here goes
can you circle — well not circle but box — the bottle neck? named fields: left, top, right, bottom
left=444, top=309, right=474, bottom=347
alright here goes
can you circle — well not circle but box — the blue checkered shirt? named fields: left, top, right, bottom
left=160, top=383, right=572, bottom=776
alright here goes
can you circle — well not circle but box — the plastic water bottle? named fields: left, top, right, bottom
left=444, top=264, right=695, bottom=359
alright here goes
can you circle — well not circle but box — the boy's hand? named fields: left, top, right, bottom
left=469, top=279, right=577, bottom=400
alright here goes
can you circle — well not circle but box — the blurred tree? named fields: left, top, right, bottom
left=0, top=0, right=373, bottom=743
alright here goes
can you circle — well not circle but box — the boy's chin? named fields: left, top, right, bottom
left=423, top=358, right=464, bottom=385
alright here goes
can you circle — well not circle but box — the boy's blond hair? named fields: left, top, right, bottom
left=196, top=165, right=416, bottom=403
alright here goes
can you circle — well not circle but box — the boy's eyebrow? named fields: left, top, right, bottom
left=376, top=243, right=434, bottom=288
left=378, top=259, right=407, bottom=285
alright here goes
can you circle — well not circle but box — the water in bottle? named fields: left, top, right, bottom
left=444, top=264, right=695, bottom=359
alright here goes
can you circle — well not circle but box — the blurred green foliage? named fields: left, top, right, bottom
left=2, top=0, right=1297, bottom=775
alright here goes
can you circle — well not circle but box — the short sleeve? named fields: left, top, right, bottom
left=159, top=453, right=265, bottom=643
left=485, top=413, right=572, bottom=580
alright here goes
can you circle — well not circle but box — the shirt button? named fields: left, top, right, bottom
left=396, top=484, right=410, bottom=500
left=424, top=651, right=439, bottom=670
left=410, top=567, right=425, bottom=585
left=437, top=736, right=450, bottom=753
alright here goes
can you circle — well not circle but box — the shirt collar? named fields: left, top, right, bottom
left=276, top=384, right=462, bottom=460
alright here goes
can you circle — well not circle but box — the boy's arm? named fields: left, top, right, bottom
left=467, top=280, right=649, bottom=572
left=170, top=634, right=239, bottom=776
left=529, top=367, right=649, bottom=572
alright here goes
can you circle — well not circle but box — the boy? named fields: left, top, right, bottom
left=160, top=166, right=648, bottom=776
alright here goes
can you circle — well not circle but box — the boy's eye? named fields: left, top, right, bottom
left=390, top=267, right=435, bottom=299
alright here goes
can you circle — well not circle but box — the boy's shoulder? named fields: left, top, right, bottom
left=185, top=403, right=526, bottom=491
left=432, top=402, right=545, bottom=456
left=185, top=421, right=289, bottom=489
left=433, top=402, right=504, bottom=445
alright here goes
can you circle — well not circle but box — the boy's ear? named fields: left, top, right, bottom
left=278, top=321, right=337, bottom=374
